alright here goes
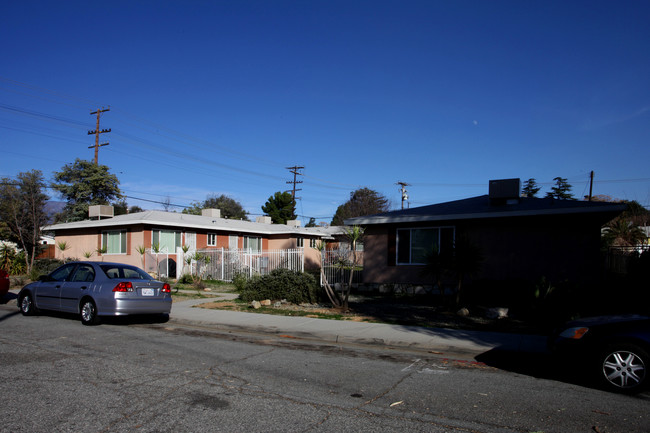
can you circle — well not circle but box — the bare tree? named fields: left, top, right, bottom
left=313, top=225, right=364, bottom=311
left=0, top=170, right=49, bottom=273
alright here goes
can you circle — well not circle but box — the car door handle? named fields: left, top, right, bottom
left=81, top=286, right=88, bottom=290
left=56, top=285, right=61, bottom=289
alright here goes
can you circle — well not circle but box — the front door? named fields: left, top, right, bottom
left=35, top=263, right=77, bottom=310
left=60, top=264, right=96, bottom=313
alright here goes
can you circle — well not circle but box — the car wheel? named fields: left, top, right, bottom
left=19, top=293, right=38, bottom=316
left=599, top=344, right=648, bottom=393
left=80, top=299, right=100, bottom=326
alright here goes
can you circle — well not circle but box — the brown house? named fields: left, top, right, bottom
left=345, top=179, right=626, bottom=287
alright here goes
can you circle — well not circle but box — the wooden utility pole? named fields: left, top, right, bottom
left=397, top=181, right=410, bottom=209
left=588, top=170, right=594, bottom=201
left=286, top=166, right=304, bottom=200
left=88, top=107, right=111, bottom=164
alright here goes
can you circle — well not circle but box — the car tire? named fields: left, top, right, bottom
left=80, top=299, right=100, bottom=326
left=19, top=293, right=38, bottom=316
left=598, top=343, right=649, bottom=393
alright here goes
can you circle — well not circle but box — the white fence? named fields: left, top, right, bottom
left=321, top=248, right=364, bottom=287
left=181, top=248, right=305, bottom=281
left=141, top=247, right=362, bottom=286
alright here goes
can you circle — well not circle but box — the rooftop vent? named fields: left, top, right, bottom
left=286, top=220, right=301, bottom=228
left=201, top=208, right=221, bottom=218
left=489, top=178, right=521, bottom=205
left=89, top=205, right=114, bottom=220
left=256, top=216, right=272, bottom=224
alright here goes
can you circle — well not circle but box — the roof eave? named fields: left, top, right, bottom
left=345, top=204, right=628, bottom=225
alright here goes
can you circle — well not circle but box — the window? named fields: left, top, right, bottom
left=207, top=233, right=217, bottom=247
left=50, top=264, right=76, bottom=282
left=309, top=238, right=318, bottom=248
left=229, top=235, right=238, bottom=249
left=70, top=265, right=95, bottom=283
left=243, top=236, right=262, bottom=252
left=152, top=229, right=181, bottom=253
left=101, top=264, right=152, bottom=280
left=397, top=227, right=454, bottom=265
left=297, top=237, right=304, bottom=248
left=102, top=230, right=127, bottom=254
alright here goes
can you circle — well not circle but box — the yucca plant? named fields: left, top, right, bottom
left=135, top=245, right=147, bottom=269
left=56, top=241, right=71, bottom=261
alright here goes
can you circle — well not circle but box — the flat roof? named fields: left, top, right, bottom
left=345, top=195, right=628, bottom=225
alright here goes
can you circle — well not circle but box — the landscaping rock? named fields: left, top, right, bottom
left=251, top=301, right=261, bottom=309
left=457, top=307, right=470, bottom=317
left=260, top=299, right=271, bottom=306
left=486, top=307, right=509, bottom=319
left=273, top=302, right=281, bottom=308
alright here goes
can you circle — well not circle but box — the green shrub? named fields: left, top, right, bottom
left=29, top=258, right=63, bottom=280
left=232, top=272, right=249, bottom=292
left=239, top=268, right=319, bottom=304
left=178, top=274, right=193, bottom=284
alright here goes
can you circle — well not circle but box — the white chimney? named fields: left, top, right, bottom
left=256, top=216, right=272, bottom=224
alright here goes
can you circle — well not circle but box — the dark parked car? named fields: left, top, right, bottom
left=550, top=315, right=650, bottom=393
left=0, top=269, right=9, bottom=297
left=18, top=261, right=172, bottom=325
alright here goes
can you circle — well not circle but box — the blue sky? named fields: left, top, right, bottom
left=2, top=0, right=649, bottom=224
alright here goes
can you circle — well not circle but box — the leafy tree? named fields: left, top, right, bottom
left=545, top=177, right=574, bottom=200
left=51, top=159, right=123, bottom=222
left=331, top=187, right=390, bottom=226
left=522, top=178, right=541, bottom=198
left=183, top=194, right=249, bottom=220
left=0, top=170, right=49, bottom=273
left=261, top=191, right=296, bottom=224
left=112, top=198, right=129, bottom=216
left=305, top=217, right=317, bottom=227
left=129, top=205, right=144, bottom=213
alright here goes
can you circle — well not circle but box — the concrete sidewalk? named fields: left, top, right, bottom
left=2, top=288, right=548, bottom=357
left=169, top=297, right=549, bottom=357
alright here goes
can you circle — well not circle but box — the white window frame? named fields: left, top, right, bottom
left=207, top=232, right=217, bottom=247
left=309, top=238, right=318, bottom=248
left=152, top=229, right=181, bottom=253
left=243, top=236, right=262, bottom=252
left=102, top=230, right=127, bottom=255
left=296, top=237, right=304, bottom=248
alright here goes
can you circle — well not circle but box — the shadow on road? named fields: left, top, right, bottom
left=11, top=308, right=170, bottom=326
left=476, top=348, right=598, bottom=392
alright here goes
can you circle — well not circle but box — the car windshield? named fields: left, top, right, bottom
left=100, top=264, right=153, bottom=280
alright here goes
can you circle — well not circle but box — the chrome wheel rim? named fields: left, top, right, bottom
left=81, top=302, right=94, bottom=322
left=603, top=350, right=646, bottom=389
left=21, top=296, right=31, bottom=313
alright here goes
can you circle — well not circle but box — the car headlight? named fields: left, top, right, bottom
left=559, top=327, right=589, bottom=339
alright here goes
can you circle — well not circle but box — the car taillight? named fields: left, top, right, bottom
left=161, top=283, right=171, bottom=293
left=112, top=282, right=134, bottom=292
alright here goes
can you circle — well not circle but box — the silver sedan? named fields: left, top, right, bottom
left=18, top=261, right=172, bottom=325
